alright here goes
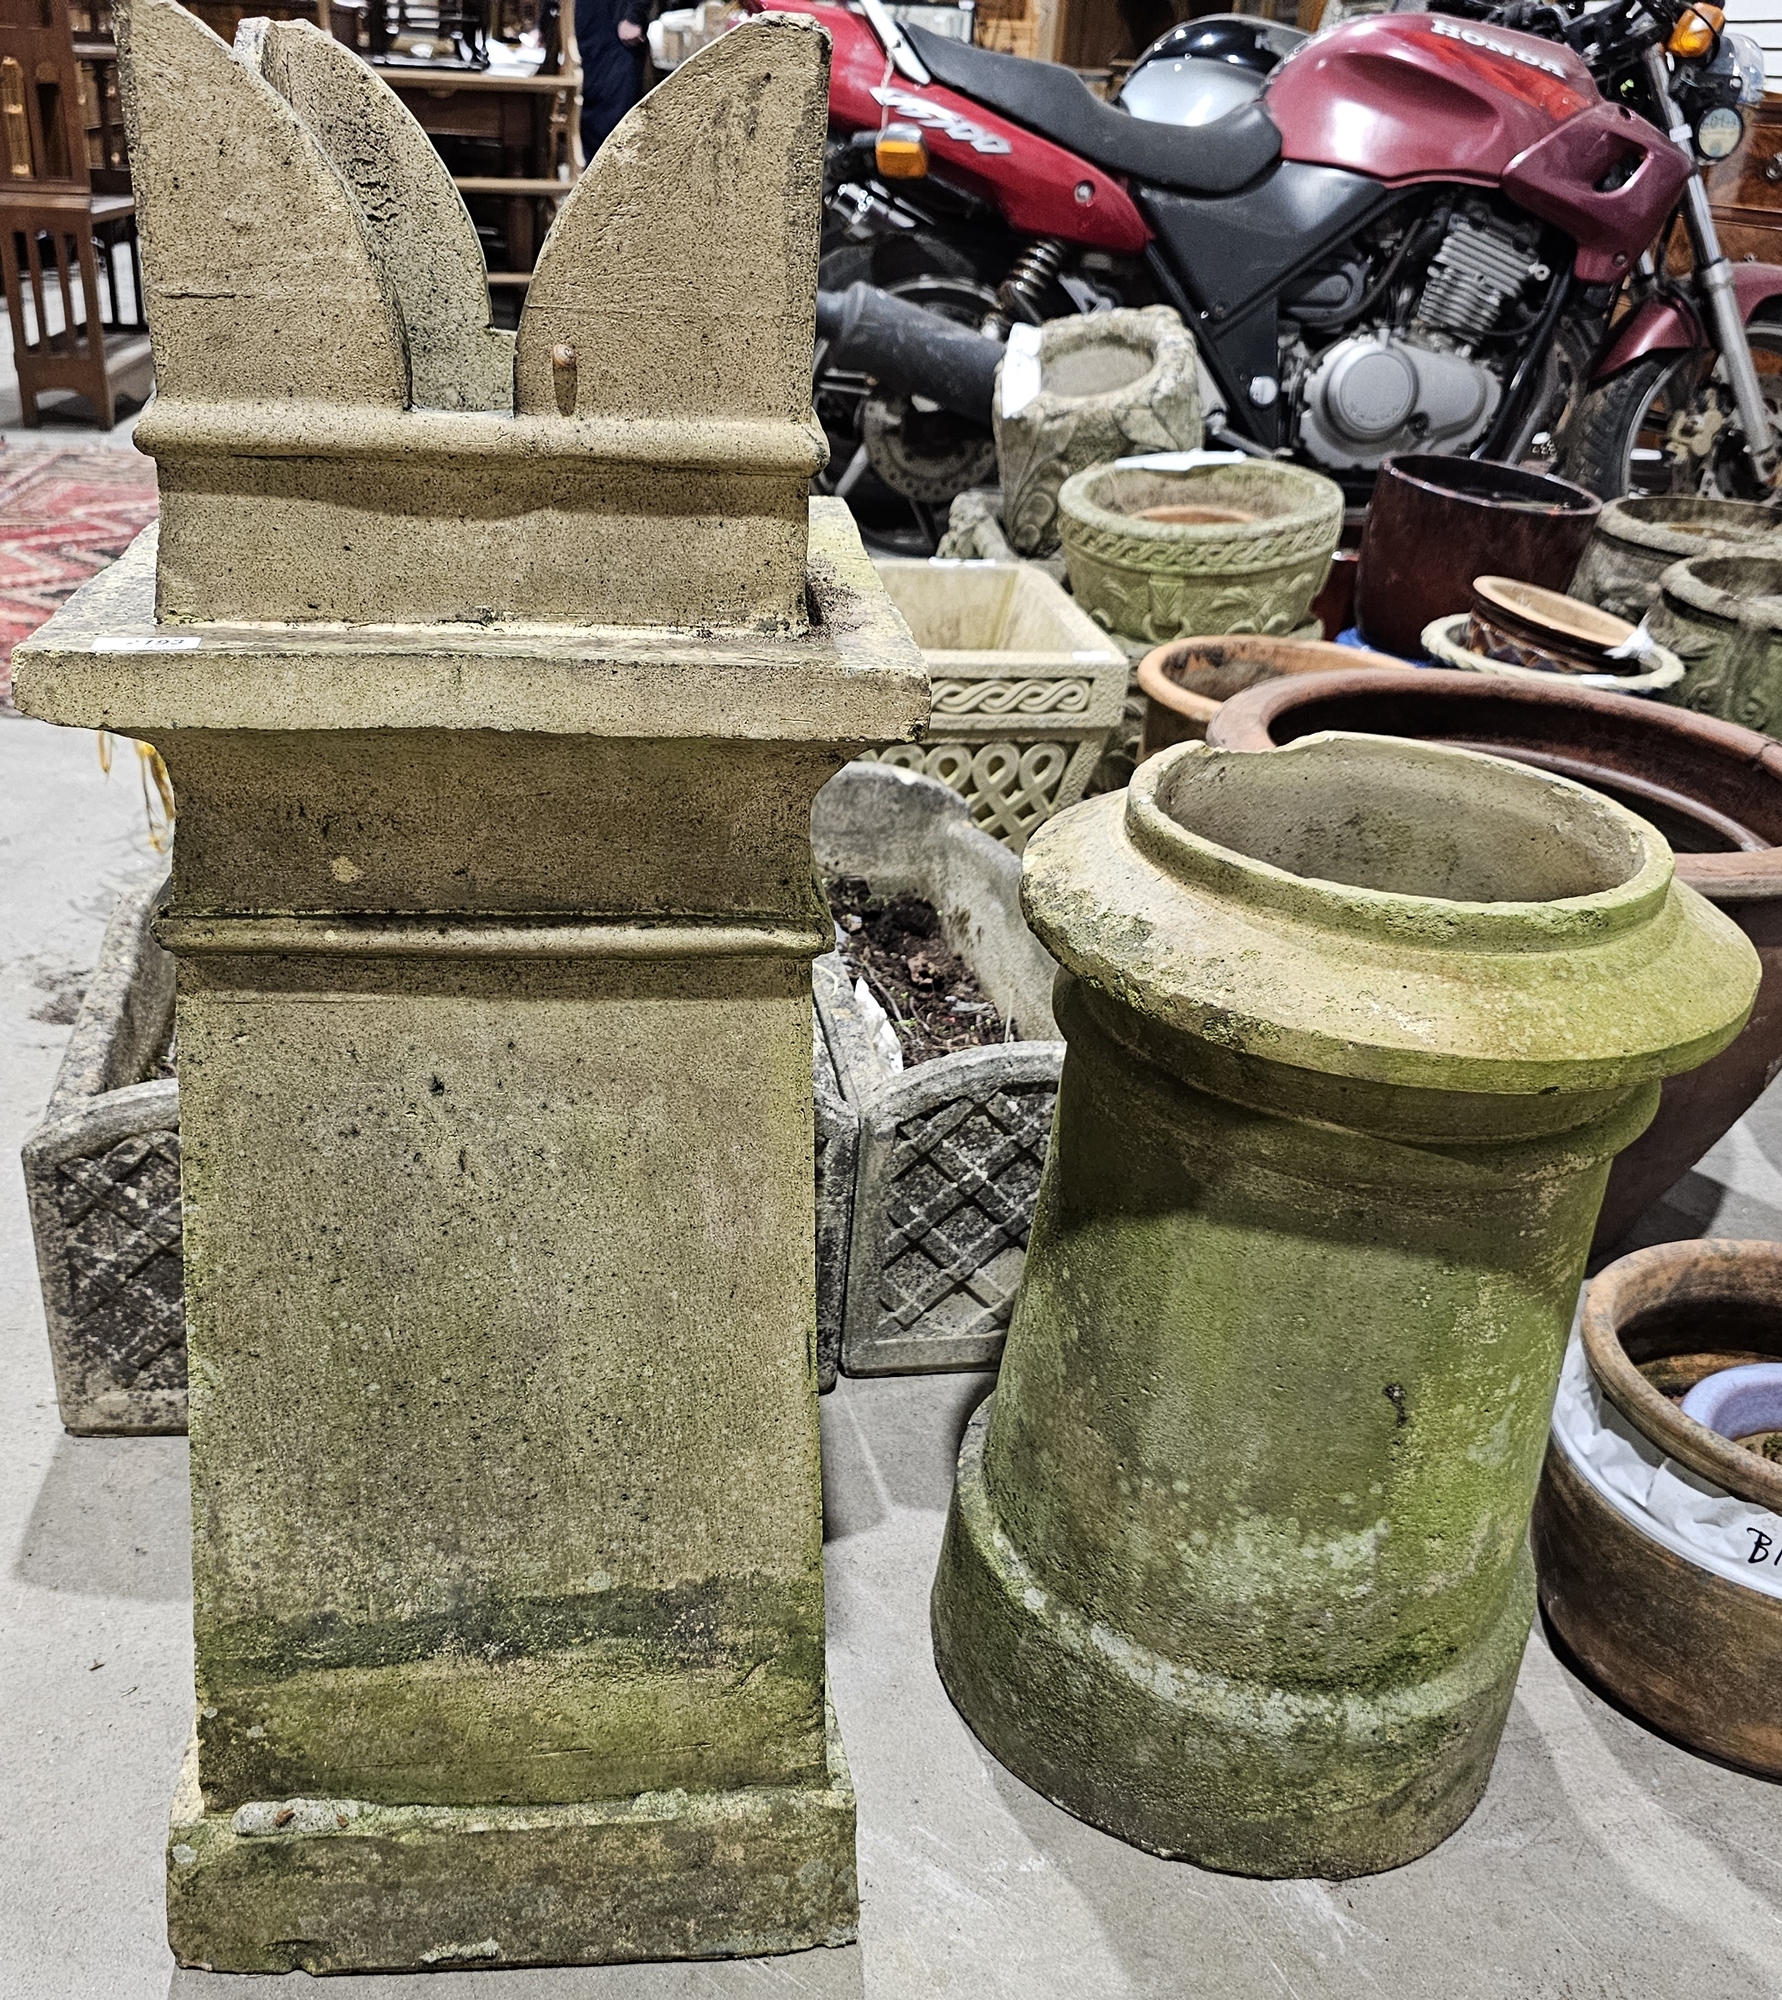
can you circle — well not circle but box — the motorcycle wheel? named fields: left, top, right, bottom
left=1560, top=319, right=1782, bottom=502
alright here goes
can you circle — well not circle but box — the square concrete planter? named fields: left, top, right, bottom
left=863, top=558, right=1127, bottom=854
left=812, top=763, right=1063, bottom=1376
left=22, top=877, right=183, bottom=1435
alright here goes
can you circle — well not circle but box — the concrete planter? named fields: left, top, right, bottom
left=993, top=307, right=1200, bottom=558
left=812, top=763, right=1061, bottom=1377
left=865, top=558, right=1127, bottom=853
left=931, top=733, right=1757, bottom=1878
left=1534, top=1240, right=1782, bottom=1776
left=22, top=877, right=183, bottom=1436
left=1058, top=459, right=1343, bottom=647
left=1647, top=553, right=1782, bottom=732
left=1206, top=666, right=1782, bottom=1253
left=1569, top=495, right=1782, bottom=623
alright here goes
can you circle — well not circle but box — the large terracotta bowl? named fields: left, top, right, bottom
left=1533, top=1240, right=1782, bottom=1775
left=1206, top=665, right=1782, bottom=1251
left=1135, top=633, right=1404, bottom=760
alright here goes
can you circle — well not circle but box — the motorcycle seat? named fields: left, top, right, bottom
left=903, top=25, right=1281, bottom=195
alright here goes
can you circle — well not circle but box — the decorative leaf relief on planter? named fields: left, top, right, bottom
left=1069, top=562, right=1337, bottom=647
left=929, top=676, right=1094, bottom=716
left=877, top=1080, right=1055, bottom=1354
left=867, top=740, right=1074, bottom=850
left=55, top=1129, right=185, bottom=1390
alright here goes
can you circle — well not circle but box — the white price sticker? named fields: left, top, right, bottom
left=90, top=633, right=201, bottom=653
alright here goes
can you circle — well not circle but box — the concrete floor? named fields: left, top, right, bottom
left=5, top=671, right=1782, bottom=1997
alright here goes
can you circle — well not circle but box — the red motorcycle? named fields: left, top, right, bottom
left=765, top=0, right=1781, bottom=546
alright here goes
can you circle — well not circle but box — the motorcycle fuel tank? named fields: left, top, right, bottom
left=1266, top=15, right=1598, bottom=182
left=1267, top=15, right=1690, bottom=278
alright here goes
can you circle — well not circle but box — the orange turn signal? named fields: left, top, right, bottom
left=1668, top=5, right=1723, bottom=57
left=875, top=122, right=929, bottom=179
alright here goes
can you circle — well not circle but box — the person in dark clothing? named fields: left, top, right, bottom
left=576, top=0, right=652, bottom=161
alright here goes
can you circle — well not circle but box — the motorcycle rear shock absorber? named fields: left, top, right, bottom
left=986, top=237, right=1069, bottom=338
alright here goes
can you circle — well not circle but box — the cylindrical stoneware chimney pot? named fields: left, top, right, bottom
left=930, top=732, right=1759, bottom=1879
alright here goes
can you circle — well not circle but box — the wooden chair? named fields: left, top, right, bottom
left=0, top=0, right=150, bottom=426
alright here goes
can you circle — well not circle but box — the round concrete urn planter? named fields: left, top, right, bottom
left=1135, top=632, right=1406, bottom=759
left=1534, top=1239, right=1782, bottom=1776
left=1646, top=554, right=1782, bottom=733
left=930, top=734, right=1757, bottom=1878
left=993, top=306, right=1201, bottom=558
left=1057, top=460, right=1343, bottom=647
left=1205, top=667, right=1782, bottom=1252
left=1569, top=495, right=1782, bottom=623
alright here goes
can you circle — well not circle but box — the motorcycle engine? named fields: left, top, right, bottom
left=1294, top=210, right=1547, bottom=472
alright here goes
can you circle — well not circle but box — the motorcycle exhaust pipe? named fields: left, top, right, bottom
left=815, top=282, right=1001, bottom=427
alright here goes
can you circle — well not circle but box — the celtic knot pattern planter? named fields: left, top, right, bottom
left=23, top=877, right=184, bottom=1436
left=993, top=306, right=1201, bottom=557
left=863, top=558, right=1127, bottom=852
left=1058, top=460, right=1343, bottom=646
left=812, top=763, right=1062, bottom=1376
left=931, top=732, right=1757, bottom=1878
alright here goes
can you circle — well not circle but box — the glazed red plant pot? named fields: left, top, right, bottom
left=1207, top=666, right=1782, bottom=1251
left=1355, top=455, right=1602, bottom=659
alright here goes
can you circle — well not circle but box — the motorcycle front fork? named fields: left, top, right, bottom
left=1642, top=45, right=1779, bottom=486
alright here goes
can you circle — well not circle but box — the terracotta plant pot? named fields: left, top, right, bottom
left=1355, top=454, right=1601, bottom=658
left=1570, top=494, right=1782, bottom=623
left=1206, top=665, right=1782, bottom=1251
left=993, top=305, right=1201, bottom=557
left=1647, top=552, right=1782, bottom=733
left=930, top=733, right=1756, bottom=1878
left=1134, top=632, right=1404, bottom=759
left=1533, top=1239, right=1782, bottom=1776
left=1057, top=459, right=1343, bottom=647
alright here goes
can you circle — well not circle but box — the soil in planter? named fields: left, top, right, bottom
left=827, top=878, right=1005, bottom=1065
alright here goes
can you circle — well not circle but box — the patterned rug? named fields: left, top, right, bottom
left=0, top=444, right=159, bottom=712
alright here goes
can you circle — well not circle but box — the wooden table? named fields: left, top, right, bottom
left=371, top=63, right=574, bottom=279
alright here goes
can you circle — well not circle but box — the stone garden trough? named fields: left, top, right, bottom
left=30, top=768, right=1064, bottom=1419
left=22, top=876, right=182, bottom=1435
left=864, top=557, right=1126, bottom=852
left=812, top=762, right=1061, bottom=1380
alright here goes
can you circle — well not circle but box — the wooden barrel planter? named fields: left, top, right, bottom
left=1354, top=454, right=1600, bottom=659
left=1569, top=494, right=1782, bottom=623
left=1534, top=1239, right=1782, bottom=1776
left=1647, top=553, right=1782, bottom=734
left=1205, top=666, right=1782, bottom=1252
left=1134, top=632, right=1404, bottom=760
left=1057, top=459, right=1343, bottom=648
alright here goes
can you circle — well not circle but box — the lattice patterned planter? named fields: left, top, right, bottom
left=812, top=762, right=1063, bottom=1375
left=22, top=877, right=184, bottom=1435
left=861, top=558, right=1127, bottom=854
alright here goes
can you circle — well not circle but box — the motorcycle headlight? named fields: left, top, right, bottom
left=1725, top=29, right=1768, bottom=105
left=1698, top=104, right=1745, bottom=158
